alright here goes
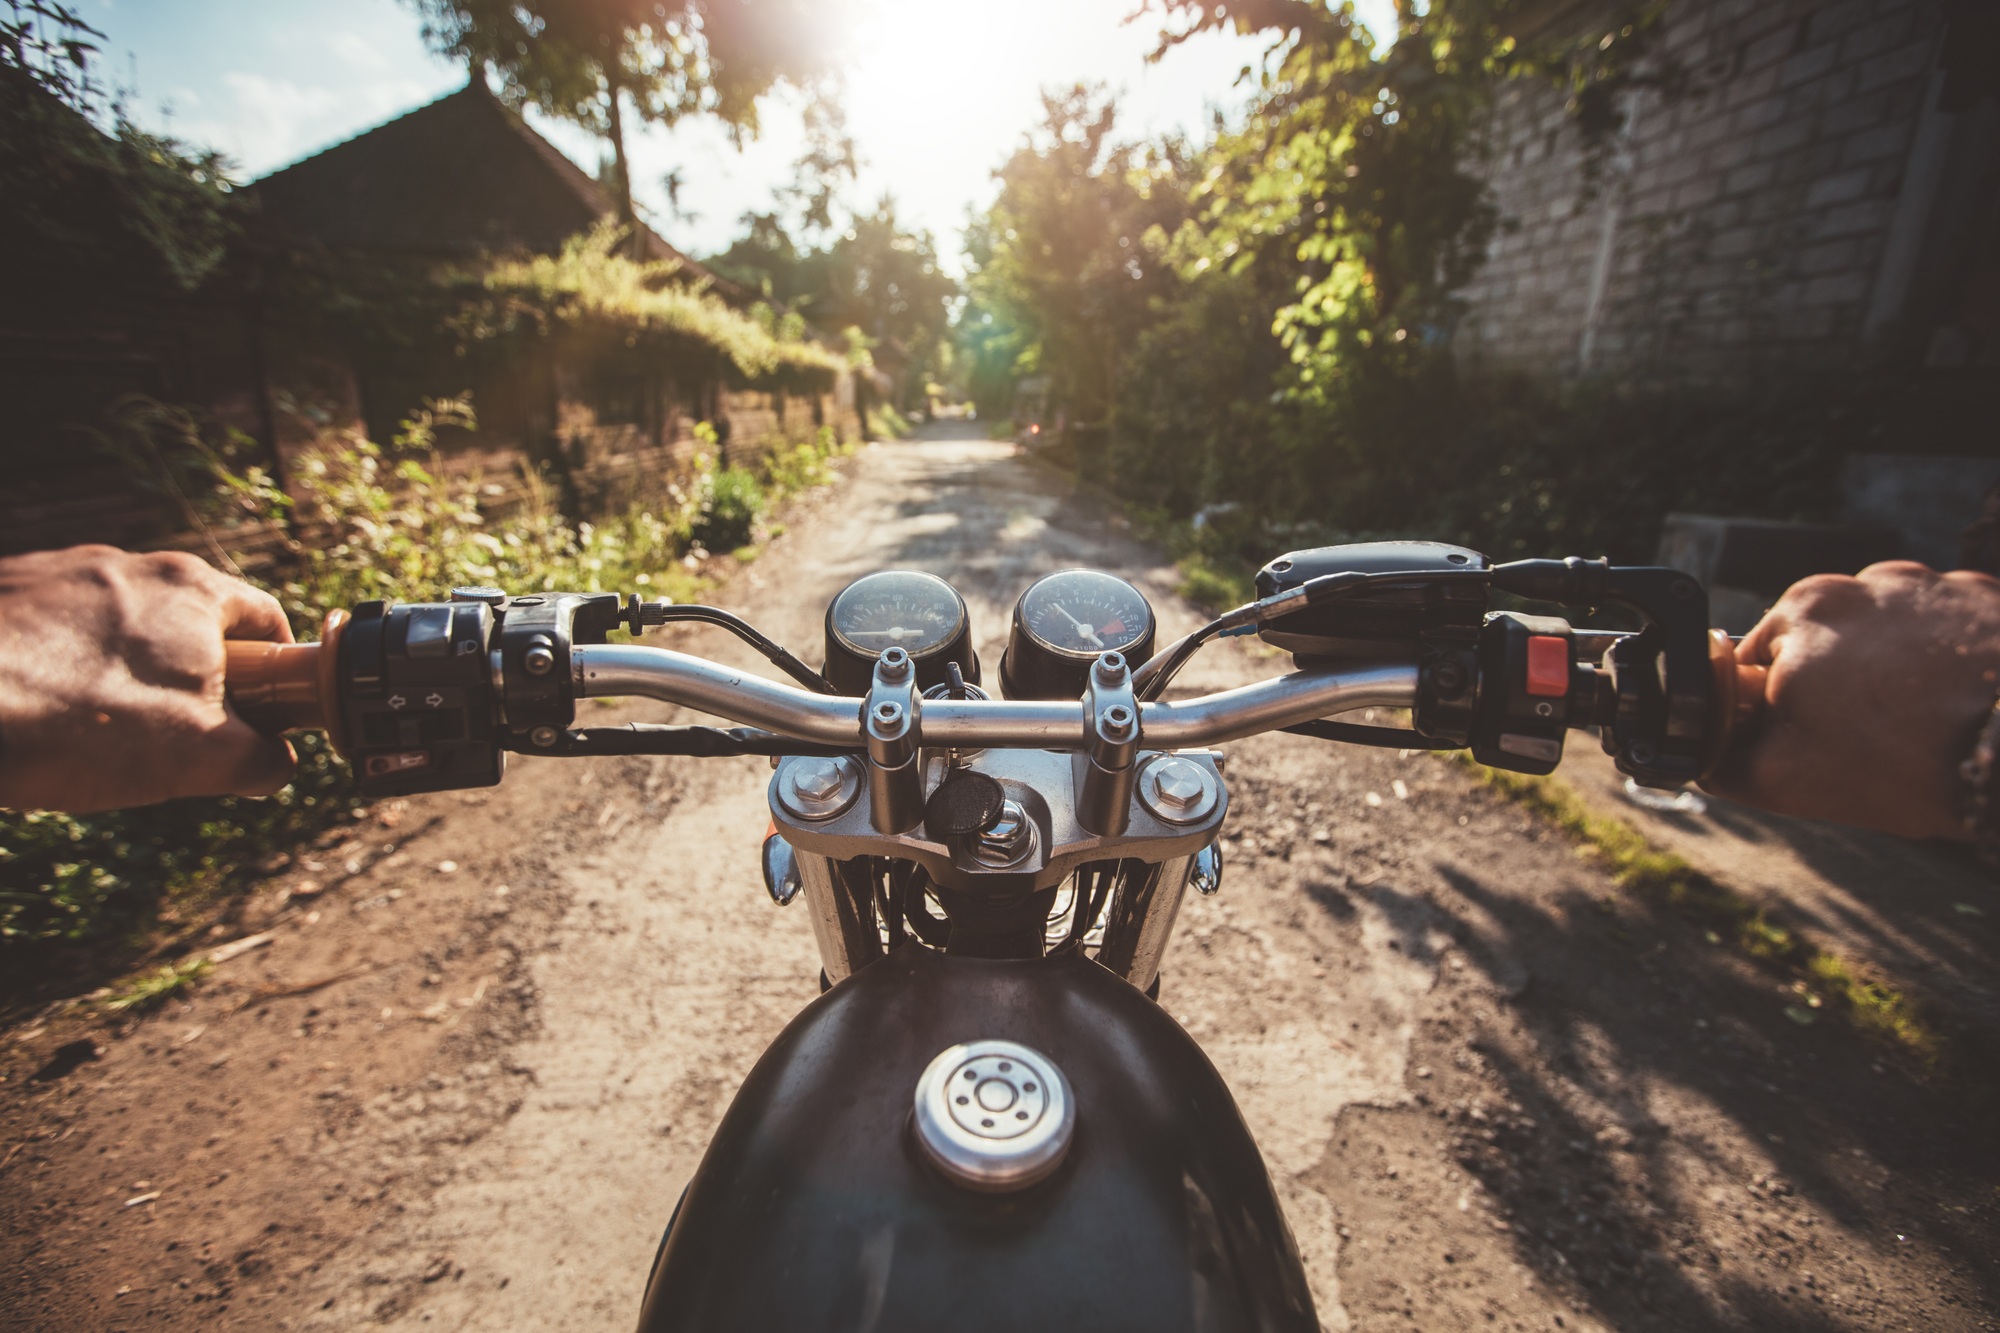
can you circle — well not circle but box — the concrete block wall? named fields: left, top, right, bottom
left=1455, top=0, right=1946, bottom=381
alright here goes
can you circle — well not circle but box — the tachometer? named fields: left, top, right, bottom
left=1000, top=570, right=1157, bottom=700
left=823, top=570, right=980, bottom=695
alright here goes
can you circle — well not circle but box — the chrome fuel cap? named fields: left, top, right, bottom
left=913, top=1040, right=1074, bottom=1192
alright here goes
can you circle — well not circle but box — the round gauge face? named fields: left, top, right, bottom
left=1018, top=570, right=1156, bottom=659
left=828, top=570, right=967, bottom=661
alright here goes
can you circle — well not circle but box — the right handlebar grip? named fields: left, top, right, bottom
left=1702, top=629, right=1768, bottom=778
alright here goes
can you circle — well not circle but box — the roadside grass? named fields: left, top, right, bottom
left=103, top=957, right=212, bottom=1014
left=1452, top=755, right=1942, bottom=1065
left=1175, top=551, right=1256, bottom=613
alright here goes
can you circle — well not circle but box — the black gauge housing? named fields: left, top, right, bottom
left=1000, top=570, right=1157, bottom=700
left=822, top=570, right=980, bottom=695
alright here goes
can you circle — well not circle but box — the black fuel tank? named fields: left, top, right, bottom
left=637, top=946, right=1316, bottom=1332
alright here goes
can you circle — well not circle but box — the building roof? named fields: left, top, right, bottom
left=251, top=80, right=729, bottom=289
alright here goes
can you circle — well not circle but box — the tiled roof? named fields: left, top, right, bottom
left=251, top=80, right=725, bottom=287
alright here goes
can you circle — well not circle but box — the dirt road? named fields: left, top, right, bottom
left=5, top=426, right=1998, bottom=1331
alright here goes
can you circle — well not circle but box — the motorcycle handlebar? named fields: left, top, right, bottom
left=220, top=618, right=1772, bottom=779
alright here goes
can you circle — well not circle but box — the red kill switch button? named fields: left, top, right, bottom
left=1525, top=636, right=1569, bottom=697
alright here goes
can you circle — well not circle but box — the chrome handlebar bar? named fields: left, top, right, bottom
left=570, top=644, right=1420, bottom=749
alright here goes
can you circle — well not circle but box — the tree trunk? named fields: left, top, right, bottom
left=604, top=61, right=637, bottom=251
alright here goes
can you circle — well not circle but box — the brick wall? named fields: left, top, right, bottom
left=1454, top=0, right=1964, bottom=383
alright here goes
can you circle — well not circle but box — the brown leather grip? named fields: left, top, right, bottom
left=224, top=609, right=349, bottom=757
left=1701, top=628, right=1768, bottom=778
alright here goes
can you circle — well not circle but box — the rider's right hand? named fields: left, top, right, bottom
left=1702, top=561, right=2000, bottom=842
left=0, top=545, right=299, bottom=814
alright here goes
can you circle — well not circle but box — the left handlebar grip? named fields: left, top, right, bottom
left=224, top=609, right=350, bottom=757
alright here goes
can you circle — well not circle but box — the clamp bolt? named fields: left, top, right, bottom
left=778, top=755, right=861, bottom=821
left=792, top=756, right=846, bottom=801
left=530, top=725, right=559, bottom=748
left=523, top=637, right=556, bottom=676
left=1138, top=756, right=1219, bottom=825
left=1152, top=759, right=1206, bottom=809
left=878, top=647, right=912, bottom=681
left=1094, top=652, right=1126, bottom=685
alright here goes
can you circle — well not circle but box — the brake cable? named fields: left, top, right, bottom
left=1133, top=567, right=1491, bottom=701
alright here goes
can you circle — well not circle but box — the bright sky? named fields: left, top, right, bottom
left=74, top=0, right=1395, bottom=273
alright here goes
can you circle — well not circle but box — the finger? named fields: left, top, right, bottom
left=213, top=578, right=294, bottom=645
left=228, top=734, right=300, bottom=799
left=1734, top=606, right=1790, bottom=666
left=177, top=716, right=298, bottom=800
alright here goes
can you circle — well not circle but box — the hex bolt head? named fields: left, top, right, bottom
left=1094, top=653, right=1125, bottom=684
left=1152, top=759, right=1206, bottom=809
left=878, top=647, right=912, bottom=681
left=1101, top=703, right=1135, bottom=739
left=792, top=756, right=846, bottom=801
left=872, top=701, right=905, bottom=729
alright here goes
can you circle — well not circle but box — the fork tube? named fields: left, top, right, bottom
left=1095, top=854, right=1195, bottom=994
left=795, top=853, right=883, bottom=984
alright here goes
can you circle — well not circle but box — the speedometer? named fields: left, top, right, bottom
left=1000, top=570, right=1157, bottom=700
left=823, top=570, right=980, bottom=695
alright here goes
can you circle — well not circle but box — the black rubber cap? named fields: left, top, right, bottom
left=924, top=769, right=1006, bottom=840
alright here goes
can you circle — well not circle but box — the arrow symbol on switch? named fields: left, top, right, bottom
left=387, top=694, right=407, bottom=710
left=425, top=692, right=445, bottom=708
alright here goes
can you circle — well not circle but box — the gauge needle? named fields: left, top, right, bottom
left=1050, top=602, right=1103, bottom=648
left=848, top=628, right=916, bottom=641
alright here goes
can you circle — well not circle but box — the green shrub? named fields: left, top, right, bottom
left=867, top=403, right=912, bottom=439
left=694, top=466, right=765, bottom=551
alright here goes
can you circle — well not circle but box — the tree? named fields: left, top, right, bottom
left=2, top=0, right=238, bottom=296
left=958, top=87, right=1195, bottom=431
left=408, top=0, right=842, bottom=237
left=708, top=197, right=957, bottom=410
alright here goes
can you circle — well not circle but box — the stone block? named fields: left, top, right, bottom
left=1723, top=60, right=1784, bottom=111
left=1752, top=114, right=1815, bottom=156
left=1811, top=198, right=1895, bottom=238
left=1839, top=122, right=1913, bottom=166
left=1707, top=224, right=1762, bottom=259
left=1779, top=42, right=1840, bottom=90
left=1737, top=22, right=1799, bottom=73
left=1722, top=160, right=1777, bottom=195
left=1656, top=513, right=1903, bottom=602
left=1808, top=0, right=1874, bottom=46
left=1730, top=86, right=1788, bottom=128
left=1820, top=89, right=1898, bottom=139
left=1804, top=167, right=1871, bottom=208
left=1796, top=238, right=1861, bottom=275
left=1856, top=41, right=1936, bottom=98
left=1803, top=271, right=1870, bottom=306
left=1775, top=142, right=1842, bottom=185
left=1845, top=21, right=1923, bottom=77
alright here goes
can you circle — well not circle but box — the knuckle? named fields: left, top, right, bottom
left=142, top=550, right=214, bottom=585
left=1856, top=559, right=1935, bottom=584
